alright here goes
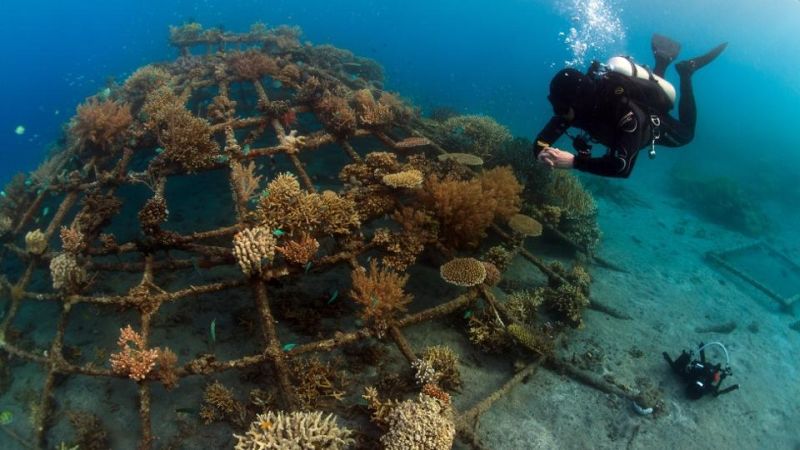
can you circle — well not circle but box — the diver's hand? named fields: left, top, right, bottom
left=537, top=147, right=575, bottom=169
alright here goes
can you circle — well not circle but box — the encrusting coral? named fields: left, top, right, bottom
left=349, top=259, right=412, bottom=336
left=25, top=229, right=47, bottom=255
left=109, top=325, right=160, bottom=381
left=233, top=410, right=354, bottom=450
left=233, top=226, right=277, bottom=277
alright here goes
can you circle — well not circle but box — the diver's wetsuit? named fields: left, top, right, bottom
left=534, top=70, right=697, bottom=178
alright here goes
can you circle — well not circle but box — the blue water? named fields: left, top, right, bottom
left=4, top=0, right=797, bottom=186
left=1, top=1, right=799, bottom=448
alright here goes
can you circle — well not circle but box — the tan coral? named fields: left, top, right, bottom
left=233, top=226, right=276, bottom=277
left=349, top=259, right=412, bottom=335
left=440, top=257, right=486, bottom=287
left=508, top=213, right=543, bottom=237
left=233, top=410, right=354, bottom=450
left=380, top=393, right=455, bottom=450
left=437, top=152, right=484, bottom=166
left=276, top=232, right=319, bottom=265
left=60, top=225, right=85, bottom=254
left=382, top=169, right=423, bottom=189
left=25, top=229, right=48, bottom=255
left=49, top=253, right=89, bottom=293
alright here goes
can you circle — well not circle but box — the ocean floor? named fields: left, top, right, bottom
left=468, top=169, right=800, bottom=450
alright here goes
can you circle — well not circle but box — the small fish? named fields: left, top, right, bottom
left=155, top=147, right=165, bottom=154
left=463, top=309, right=473, bottom=319
left=175, top=407, right=197, bottom=415
left=210, top=319, right=217, bottom=345
left=261, top=189, right=270, bottom=198
left=243, top=144, right=251, bottom=155
left=304, top=261, right=313, bottom=274
left=282, top=343, right=296, bottom=352
left=0, top=410, right=12, bottom=425
left=0, top=191, right=6, bottom=197
left=272, top=229, right=285, bottom=237
left=42, top=207, right=50, bottom=217
left=327, top=289, right=339, bottom=304
left=14, top=125, right=25, bottom=135
left=366, top=256, right=372, bottom=263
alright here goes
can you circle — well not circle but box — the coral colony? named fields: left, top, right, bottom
left=0, top=23, right=610, bottom=449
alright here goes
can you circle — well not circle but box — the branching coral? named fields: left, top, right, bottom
left=109, top=325, right=160, bottom=381
left=60, top=225, right=85, bottom=254
left=232, top=226, right=276, bottom=277
left=71, top=98, right=133, bottom=152
left=291, top=357, right=348, bottom=410
left=154, top=347, right=179, bottom=390
left=138, top=195, right=168, bottom=235
left=256, top=173, right=360, bottom=236
left=234, top=410, right=354, bottom=450
left=74, top=191, right=122, bottom=236
left=200, top=380, right=248, bottom=428
left=67, top=411, right=109, bottom=450
left=371, top=207, right=438, bottom=271
left=122, top=65, right=173, bottom=110
left=420, top=345, right=461, bottom=390
left=380, top=392, right=455, bottom=450
left=349, top=259, right=412, bottom=335
left=49, top=253, right=89, bottom=293
left=419, top=166, right=522, bottom=249
left=143, top=86, right=219, bottom=172
left=226, top=49, right=280, bottom=80
left=276, top=232, right=319, bottom=265
left=353, top=88, right=393, bottom=127
left=230, top=160, right=263, bottom=204
left=382, top=169, right=423, bottom=189
left=315, top=90, right=357, bottom=137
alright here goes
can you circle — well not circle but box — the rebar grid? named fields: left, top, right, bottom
left=0, top=25, right=604, bottom=449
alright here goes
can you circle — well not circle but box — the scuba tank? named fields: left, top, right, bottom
left=606, top=56, right=676, bottom=107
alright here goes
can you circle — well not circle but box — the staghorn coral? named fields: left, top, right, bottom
left=230, top=160, right=263, bottom=203
left=315, top=90, right=357, bottom=137
left=59, top=225, right=85, bottom=254
left=349, top=259, right=412, bottom=336
left=291, top=357, right=348, bottom=410
left=276, top=232, right=319, bottom=265
left=380, top=392, right=455, bottom=450
left=208, top=94, right=238, bottom=123
left=382, top=169, right=423, bottom=189
left=154, top=347, right=179, bottom=390
left=353, top=88, right=393, bottom=127
left=24, top=229, right=47, bottom=255
left=440, top=257, right=486, bottom=287
left=234, top=410, right=354, bottom=450
left=233, top=226, right=277, bottom=277
left=371, top=207, right=438, bottom=271
left=49, top=253, right=89, bottom=293
left=143, top=86, right=219, bottom=172
left=256, top=173, right=360, bottom=236
left=67, top=411, right=109, bottom=450
left=420, top=345, right=461, bottom=390
left=109, top=325, right=160, bottom=381
left=362, top=386, right=400, bottom=428
left=468, top=309, right=510, bottom=353
left=71, top=98, right=133, bottom=152
left=122, top=65, right=173, bottom=110
left=74, top=190, right=122, bottom=236
left=200, top=380, right=248, bottom=427
left=543, top=283, right=590, bottom=328
left=226, top=49, right=280, bottom=80
left=439, top=115, right=512, bottom=160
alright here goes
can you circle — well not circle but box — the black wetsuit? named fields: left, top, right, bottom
left=534, top=69, right=698, bottom=178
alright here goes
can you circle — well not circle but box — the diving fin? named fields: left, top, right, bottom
left=651, top=33, right=682, bottom=77
left=676, top=42, right=728, bottom=77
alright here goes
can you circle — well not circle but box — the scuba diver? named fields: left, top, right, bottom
left=534, top=34, right=727, bottom=178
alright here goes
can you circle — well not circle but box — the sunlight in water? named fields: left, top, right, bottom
left=558, top=0, right=626, bottom=67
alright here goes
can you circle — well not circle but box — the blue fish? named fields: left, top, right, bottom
left=282, top=343, right=296, bottom=352
left=327, top=289, right=339, bottom=304
left=304, top=261, right=313, bottom=274
left=272, top=229, right=285, bottom=237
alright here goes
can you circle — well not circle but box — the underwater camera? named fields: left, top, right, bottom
left=663, top=341, right=739, bottom=400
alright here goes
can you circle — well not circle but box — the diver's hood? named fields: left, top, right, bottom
left=548, top=68, right=598, bottom=117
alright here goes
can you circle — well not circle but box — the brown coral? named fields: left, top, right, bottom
left=440, top=257, right=486, bottom=287
left=60, top=225, right=85, bottom=254
left=138, top=195, right=168, bottom=235
left=109, top=325, right=160, bottom=381
left=71, top=98, right=132, bottom=151
left=143, top=86, right=219, bottom=172
left=353, top=88, right=393, bottom=127
left=349, top=259, right=412, bottom=334
left=227, top=49, right=280, bottom=80
left=200, top=380, right=248, bottom=427
left=420, top=345, right=461, bottom=390
left=276, top=232, right=319, bottom=265
left=315, top=90, right=357, bottom=137
left=230, top=160, right=263, bottom=203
